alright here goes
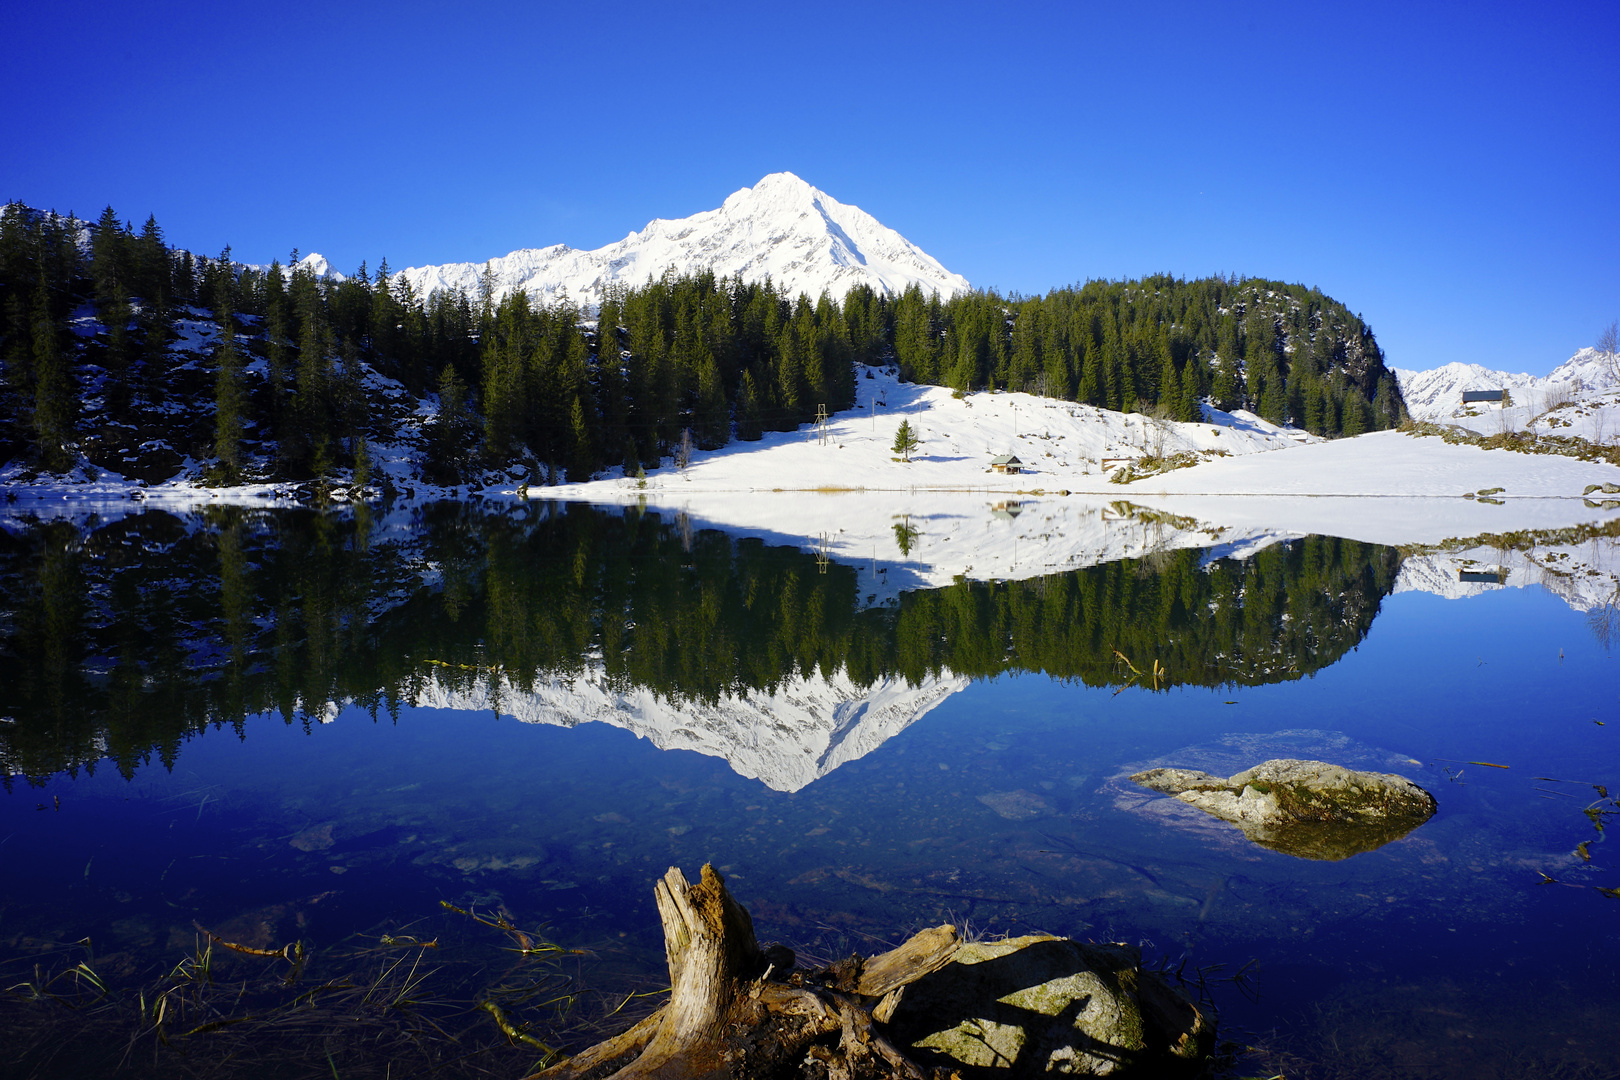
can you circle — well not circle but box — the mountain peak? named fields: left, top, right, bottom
left=400, top=174, right=969, bottom=312
left=295, top=252, right=341, bottom=281
left=722, top=171, right=819, bottom=210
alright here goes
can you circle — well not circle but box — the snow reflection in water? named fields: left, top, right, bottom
left=0, top=501, right=1616, bottom=1077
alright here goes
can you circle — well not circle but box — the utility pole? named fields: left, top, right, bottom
left=816, top=404, right=830, bottom=446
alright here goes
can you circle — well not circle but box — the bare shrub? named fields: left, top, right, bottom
left=676, top=428, right=694, bottom=473
left=1600, top=319, right=1619, bottom=382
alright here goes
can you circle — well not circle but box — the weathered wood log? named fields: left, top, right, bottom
left=856, top=924, right=959, bottom=998
left=529, top=864, right=1212, bottom=1080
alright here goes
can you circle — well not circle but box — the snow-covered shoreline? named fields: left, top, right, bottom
left=8, top=364, right=1620, bottom=549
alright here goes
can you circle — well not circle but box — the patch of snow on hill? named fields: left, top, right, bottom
left=398, top=173, right=970, bottom=311
left=547, top=365, right=1305, bottom=499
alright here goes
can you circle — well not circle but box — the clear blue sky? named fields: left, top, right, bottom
left=4, top=1, right=1615, bottom=375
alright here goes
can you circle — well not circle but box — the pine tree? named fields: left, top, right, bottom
left=892, top=418, right=919, bottom=462
left=137, top=290, right=171, bottom=408
left=136, top=215, right=168, bottom=300
left=292, top=267, right=332, bottom=475
left=101, top=283, right=134, bottom=418
left=213, top=303, right=246, bottom=483
left=264, top=262, right=291, bottom=442
left=569, top=394, right=592, bottom=480
left=1157, top=340, right=1180, bottom=419
left=30, top=282, right=74, bottom=471
left=695, top=356, right=728, bottom=449
left=426, top=364, right=478, bottom=483
left=736, top=369, right=763, bottom=441
left=1341, top=396, right=1368, bottom=436
left=1178, top=353, right=1201, bottom=421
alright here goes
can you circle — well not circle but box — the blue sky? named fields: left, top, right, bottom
left=4, top=1, right=1615, bottom=375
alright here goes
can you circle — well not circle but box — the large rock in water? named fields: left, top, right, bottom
left=877, top=935, right=1211, bottom=1077
left=1130, top=758, right=1437, bottom=860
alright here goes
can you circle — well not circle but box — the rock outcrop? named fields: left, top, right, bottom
left=879, top=935, right=1210, bottom=1077
left=1130, top=758, right=1436, bottom=860
left=532, top=865, right=1212, bottom=1080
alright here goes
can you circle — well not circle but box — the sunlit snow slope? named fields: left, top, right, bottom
left=396, top=172, right=970, bottom=311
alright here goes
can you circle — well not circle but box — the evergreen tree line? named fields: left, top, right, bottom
left=1, top=501, right=1401, bottom=785
left=883, top=275, right=1406, bottom=434
left=1, top=202, right=1404, bottom=487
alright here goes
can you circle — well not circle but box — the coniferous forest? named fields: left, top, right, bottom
left=0, top=501, right=1399, bottom=784
left=1, top=202, right=1406, bottom=488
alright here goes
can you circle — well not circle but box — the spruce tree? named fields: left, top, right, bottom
left=213, top=302, right=246, bottom=483
left=292, top=268, right=332, bottom=475
left=137, top=291, right=171, bottom=408
left=695, top=356, right=728, bottom=449
left=892, top=418, right=919, bottom=461
left=101, top=284, right=134, bottom=418
left=426, top=364, right=477, bottom=483
left=136, top=215, right=168, bottom=300
left=736, top=369, right=763, bottom=441
left=30, top=283, right=74, bottom=472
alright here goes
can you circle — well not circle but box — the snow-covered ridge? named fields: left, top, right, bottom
left=1395, top=348, right=1620, bottom=423
left=396, top=172, right=970, bottom=311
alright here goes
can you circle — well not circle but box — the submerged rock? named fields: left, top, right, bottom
left=1130, top=758, right=1437, bottom=860
left=879, top=934, right=1211, bottom=1077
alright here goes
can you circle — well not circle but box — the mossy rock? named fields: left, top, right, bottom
left=1131, top=758, right=1436, bottom=861
left=879, top=935, right=1211, bottom=1077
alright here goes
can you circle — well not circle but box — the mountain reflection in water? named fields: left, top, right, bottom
left=2, top=499, right=1618, bottom=1080
left=2, top=501, right=1399, bottom=786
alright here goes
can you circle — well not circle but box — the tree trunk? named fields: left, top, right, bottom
left=527, top=863, right=927, bottom=1080
left=527, top=863, right=1210, bottom=1080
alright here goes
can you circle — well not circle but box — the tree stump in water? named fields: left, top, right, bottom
left=527, top=864, right=1211, bottom=1080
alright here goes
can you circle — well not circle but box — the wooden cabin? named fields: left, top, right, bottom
left=990, top=454, right=1023, bottom=474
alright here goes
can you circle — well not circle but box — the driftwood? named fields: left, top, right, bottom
left=527, top=863, right=1210, bottom=1080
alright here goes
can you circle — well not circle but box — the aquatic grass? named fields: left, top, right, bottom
left=1224, top=977, right=1620, bottom=1080
left=0, top=908, right=630, bottom=1080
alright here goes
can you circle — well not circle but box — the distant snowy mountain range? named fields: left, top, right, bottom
left=1395, top=348, right=1619, bottom=422
left=366, top=172, right=967, bottom=312
left=281, top=172, right=1619, bottom=412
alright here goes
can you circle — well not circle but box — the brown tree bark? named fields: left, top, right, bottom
left=526, top=864, right=931, bottom=1080
left=527, top=863, right=1208, bottom=1080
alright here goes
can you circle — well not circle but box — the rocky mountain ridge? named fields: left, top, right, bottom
left=1395, top=347, right=1619, bottom=422
left=386, top=172, right=970, bottom=311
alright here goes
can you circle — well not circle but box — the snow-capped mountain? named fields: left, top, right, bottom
left=1395, top=348, right=1620, bottom=422
left=292, top=252, right=342, bottom=281
left=396, top=172, right=971, bottom=312
left=412, top=667, right=971, bottom=793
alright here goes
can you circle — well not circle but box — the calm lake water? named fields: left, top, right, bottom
left=2, top=500, right=1617, bottom=1079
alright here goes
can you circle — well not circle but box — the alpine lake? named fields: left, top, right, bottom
left=2, top=498, right=1618, bottom=1080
